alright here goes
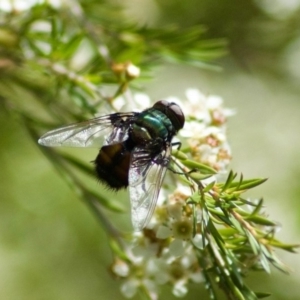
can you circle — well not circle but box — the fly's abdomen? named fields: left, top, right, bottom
left=94, top=143, right=131, bottom=190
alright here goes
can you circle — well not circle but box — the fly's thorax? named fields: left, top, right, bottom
left=130, top=109, right=174, bottom=144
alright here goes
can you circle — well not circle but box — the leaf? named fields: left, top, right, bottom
left=229, top=216, right=244, bottom=234
left=261, top=245, right=290, bottom=273
left=250, top=198, right=264, bottom=216
left=246, top=232, right=260, bottom=256
left=203, top=180, right=216, bottom=192
left=188, top=192, right=201, bottom=204
left=189, top=172, right=214, bottom=181
left=87, top=189, right=125, bottom=213
left=109, top=238, right=129, bottom=262
left=172, top=149, right=188, bottom=160
left=61, top=153, right=95, bottom=177
left=181, top=159, right=217, bottom=174
left=260, top=253, right=271, bottom=274
left=240, top=287, right=261, bottom=300
left=269, top=239, right=300, bottom=253
left=229, top=178, right=268, bottom=191
left=62, top=33, right=85, bottom=59
left=244, top=215, right=277, bottom=226
left=218, top=228, right=238, bottom=237
left=207, top=219, right=224, bottom=244
left=221, top=170, right=237, bottom=192
left=255, top=292, right=271, bottom=298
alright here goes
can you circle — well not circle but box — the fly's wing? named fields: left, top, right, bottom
left=38, top=112, right=136, bottom=147
left=129, top=146, right=171, bottom=231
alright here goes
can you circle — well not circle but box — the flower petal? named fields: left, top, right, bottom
left=120, top=279, right=138, bottom=298
left=172, top=280, right=188, bottom=297
left=169, top=239, right=185, bottom=257
left=156, top=225, right=172, bottom=239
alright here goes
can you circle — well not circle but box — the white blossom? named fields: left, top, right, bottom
left=110, top=88, right=233, bottom=299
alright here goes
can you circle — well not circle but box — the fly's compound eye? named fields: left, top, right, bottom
left=153, top=100, right=185, bottom=132
left=168, top=102, right=185, bottom=131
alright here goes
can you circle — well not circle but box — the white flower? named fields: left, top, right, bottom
left=179, top=120, right=206, bottom=138
left=112, top=259, right=130, bottom=277
left=156, top=225, right=172, bottom=239
left=156, top=199, right=193, bottom=257
left=167, top=202, right=184, bottom=220
left=192, top=234, right=208, bottom=250
left=125, top=63, right=140, bottom=79
left=167, top=88, right=233, bottom=172
left=171, top=218, right=193, bottom=241
left=130, top=232, right=160, bottom=260
left=169, top=239, right=185, bottom=257
left=120, top=279, right=139, bottom=298
left=173, top=280, right=188, bottom=297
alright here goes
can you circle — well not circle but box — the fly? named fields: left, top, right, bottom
left=38, top=100, right=185, bottom=230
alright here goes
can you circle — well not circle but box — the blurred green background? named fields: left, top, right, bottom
left=1, top=0, right=300, bottom=299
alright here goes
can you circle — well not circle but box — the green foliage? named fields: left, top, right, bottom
left=178, top=166, right=298, bottom=299
left=0, top=1, right=226, bottom=122
left=0, top=2, right=297, bottom=300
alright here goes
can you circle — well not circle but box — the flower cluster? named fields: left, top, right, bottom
left=112, top=187, right=204, bottom=299
left=168, top=89, right=234, bottom=172
left=110, top=89, right=233, bottom=298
